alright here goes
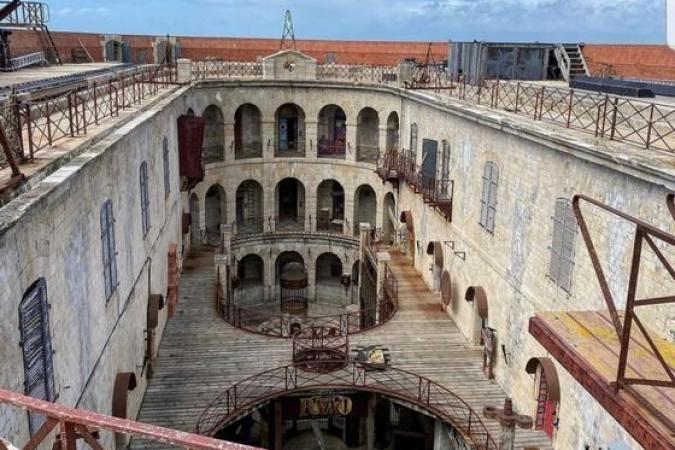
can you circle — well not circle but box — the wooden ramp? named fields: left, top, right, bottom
left=132, top=249, right=551, bottom=449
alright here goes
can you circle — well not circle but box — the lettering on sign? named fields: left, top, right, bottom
left=298, top=396, right=353, bottom=417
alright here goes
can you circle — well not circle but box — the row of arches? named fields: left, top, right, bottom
left=237, top=251, right=349, bottom=287
left=188, top=180, right=393, bottom=238
left=197, top=103, right=400, bottom=163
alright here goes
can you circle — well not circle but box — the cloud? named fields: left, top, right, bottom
left=46, top=0, right=665, bottom=43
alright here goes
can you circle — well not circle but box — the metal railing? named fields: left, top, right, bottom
left=0, top=64, right=178, bottom=172
left=316, top=64, right=398, bottom=84
left=0, top=388, right=261, bottom=450
left=356, top=144, right=379, bottom=163
left=234, top=142, right=263, bottom=159
left=292, top=326, right=350, bottom=373
left=0, top=51, right=45, bottom=71
left=216, top=263, right=398, bottom=338
left=317, top=140, right=346, bottom=158
left=192, top=60, right=262, bottom=79
left=0, top=1, right=48, bottom=26
left=194, top=362, right=497, bottom=450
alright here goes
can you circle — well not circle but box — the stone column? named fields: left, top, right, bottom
left=346, top=120, right=358, bottom=162
left=378, top=125, right=388, bottom=159
left=306, top=249, right=316, bottom=301
left=176, top=58, right=192, bottom=83
left=305, top=189, right=317, bottom=232
left=223, top=120, right=236, bottom=162
left=262, top=119, right=276, bottom=159
left=305, top=119, right=318, bottom=159
left=265, top=249, right=275, bottom=303
left=357, top=223, right=372, bottom=303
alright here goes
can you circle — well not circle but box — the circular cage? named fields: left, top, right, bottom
left=292, top=326, right=349, bottom=373
left=280, top=262, right=308, bottom=314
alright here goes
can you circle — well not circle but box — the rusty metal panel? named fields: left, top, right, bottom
left=525, top=357, right=561, bottom=403
left=112, top=372, right=137, bottom=419
left=464, top=286, right=488, bottom=319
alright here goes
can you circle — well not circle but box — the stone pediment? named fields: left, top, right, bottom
left=262, top=49, right=317, bottom=80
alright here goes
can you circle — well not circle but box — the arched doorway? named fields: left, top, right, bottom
left=276, top=178, right=305, bottom=231
left=205, top=185, right=226, bottom=246
left=382, top=192, right=396, bottom=245
left=315, top=253, right=344, bottom=305
left=356, top=107, right=379, bottom=163
left=353, top=184, right=376, bottom=235
left=317, top=104, right=347, bottom=158
left=275, top=252, right=306, bottom=311
left=203, top=105, right=225, bottom=163
left=399, top=211, right=415, bottom=264
left=234, top=103, right=262, bottom=159
left=235, top=180, right=264, bottom=235
left=316, top=179, right=345, bottom=233
left=386, top=112, right=399, bottom=153
left=426, top=241, right=443, bottom=292
left=465, top=286, right=494, bottom=379
left=236, top=254, right=264, bottom=304
left=526, top=357, right=560, bottom=439
left=275, top=103, right=306, bottom=157
left=189, top=193, right=200, bottom=247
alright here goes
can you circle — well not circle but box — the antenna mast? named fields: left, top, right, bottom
left=280, top=10, right=296, bottom=50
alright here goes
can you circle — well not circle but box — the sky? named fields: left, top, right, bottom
left=48, top=0, right=667, bottom=43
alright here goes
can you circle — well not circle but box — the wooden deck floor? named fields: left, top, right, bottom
left=131, top=248, right=551, bottom=449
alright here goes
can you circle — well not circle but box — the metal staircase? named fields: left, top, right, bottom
left=554, top=43, right=589, bottom=82
left=0, top=1, right=61, bottom=68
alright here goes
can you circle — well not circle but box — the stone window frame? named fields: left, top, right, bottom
left=19, top=278, right=55, bottom=435
left=548, top=198, right=577, bottom=292
left=162, top=136, right=170, bottom=198
left=100, top=199, right=118, bottom=301
left=479, top=161, right=499, bottom=233
left=140, top=161, right=151, bottom=237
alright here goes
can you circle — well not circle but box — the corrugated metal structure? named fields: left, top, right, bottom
left=448, top=41, right=556, bottom=84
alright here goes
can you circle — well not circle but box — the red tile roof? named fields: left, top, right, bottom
left=583, top=44, right=675, bottom=80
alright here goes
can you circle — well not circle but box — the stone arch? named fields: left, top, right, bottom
left=205, top=184, right=226, bottom=244
left=526, top=357, right=561, bottom=437
left=353, top=184, right=377, bottom=235
left=234, top=103, right=263, bottom=159
left=315, top=252, right=343, bottom=284
left=382, top=192, right=396, bottom=245
left=440, top=271, right=452, bottom=309
left=316, top=179, right=345, bottom=233
left=356, top=107, right=379, bottom=162
left=426, top=241, right=444, bottom=292
left=399, top=210, right=415, bottom=264
left=189, top=192, right=200, bottom=247
left=386, top=111, right=400, bottom=152
left=275, top=251, right=305, bottom=286
left=203, top=104, right=224, bottom=163
left=275, top=177, right=306, bottom=231
left=235, top=180, right=264, bottom=234
left=275, top=103, right=306, bottom=157
left=238, top=254, right=264, bottom=288
left=317, top=104, right=347, bottom=158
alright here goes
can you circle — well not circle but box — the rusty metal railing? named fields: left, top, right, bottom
left=194, top=362, right=497, bottom=450
left=0, top=64, right=179, bottom=178
left=216, top=262, right=398, bottom=338
left=0, top=388, right=261, bottom=450
left=572, top=194, right=675, bottom=393
left=192, top=60, right=262, bottom=79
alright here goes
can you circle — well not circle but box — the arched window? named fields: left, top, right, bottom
left=549, top=198, right=577, bottom=291
left=479, top=162, right=499, bottom=233
left=140, top=161, right=150, bottom=237
left=100, top=200, right=118, bottom=300
left=317, top=105, right=347, bottom=158
left=19, top=278, right=55, bottom=435
left=235, top=103, right=263, bottom=159
left=356, top=107, right=379, bottom=163
left=162, top=137, right=170, bottom=198
left=203, top=105, right=225, bottom=163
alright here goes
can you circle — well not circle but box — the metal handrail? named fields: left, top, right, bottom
left=194, top=362, right=497, bottom=450
left=0, top=388, right=262, bottom=450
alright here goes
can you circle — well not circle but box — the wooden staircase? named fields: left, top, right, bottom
left=554, top=43, right=589, bottom=82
